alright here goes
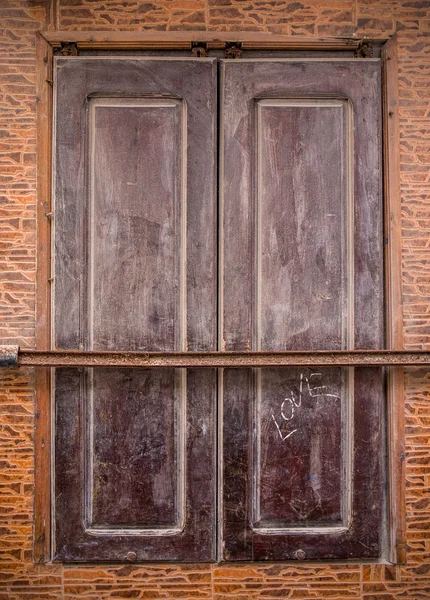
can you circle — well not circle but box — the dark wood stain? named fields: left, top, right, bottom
left=91, top=101, right=182, bottom=352
left=54, top=58, right=218, bottom=562
left=221, top=59, right=384, bottom=561
left=54, top=56, right=385, bottom=563
left=90, top=369, right=179, bottom=528
left=258, top=100, right=348, bottom=350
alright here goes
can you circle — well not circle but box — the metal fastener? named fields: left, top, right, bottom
left=126, top=551, right=137, bottom=561
left=0, top=345, right=19, bottom=368
left=294, top=549, right=306, bottom=560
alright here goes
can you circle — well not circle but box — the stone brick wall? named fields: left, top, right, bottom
left=0, top=0, right=429, bottom=597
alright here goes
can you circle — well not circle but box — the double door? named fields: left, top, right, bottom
left=53, top=56, right=384, bottom=562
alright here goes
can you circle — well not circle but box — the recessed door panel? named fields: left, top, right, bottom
left=253, top=98, right=352, bottom=533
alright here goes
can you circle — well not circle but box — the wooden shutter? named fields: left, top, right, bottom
left=53, top=58, right=218, bottom=561
left=220, top=59, right=384, bottom=560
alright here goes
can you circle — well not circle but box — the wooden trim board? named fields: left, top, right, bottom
left=35, top=31, right=53, bottom=563
left=40, top=30, right=387, bottom=51
left=382, top=34, right=406, bottom=565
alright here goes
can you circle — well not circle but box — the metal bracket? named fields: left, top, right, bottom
left=191, top=42, right=208, bottom=57
left=57, top=42, right=79, bottom=56
left=224, top=42, right=242, bottom=59
left=355, top=39, right=373, bottom=58
left=0, top=346, right=19, bottom=368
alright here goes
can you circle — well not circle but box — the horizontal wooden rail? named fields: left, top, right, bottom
left=2, top=347, right=430, bottom=368
left=41, top=31, right=383, bottom=51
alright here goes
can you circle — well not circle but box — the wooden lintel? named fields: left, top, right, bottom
left=40, top=30, right=386, bottom=51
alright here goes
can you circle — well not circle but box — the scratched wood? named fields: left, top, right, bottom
left=88, top=99, right=183, bottom=530
left=255, top=100, right=347, bottom=531
left=256, top=98, right=349, bottom=351
left=256, top=368, right=344, bottom=527
left=53, top=58, right=217, bottom=561
left=221, top=59, right=384, bottom=560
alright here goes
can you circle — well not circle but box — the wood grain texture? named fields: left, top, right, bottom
left=53, top=58, right=218, bottom=561
left=383, top=35, right=403, bottom=352
left=89, top=98, right=184, bottom=352
left=34, top=30, right=53, bottom=564
left=256, top=98, right=351, bottom=351
left=89, top=369, right=183, bottom=529
left=41, top=30, right=370, bottom=50
left=255, top=368, right=345, bottom=528
left=220, top=58, right=384, bottom=561
left=251, top=94, right=352, bottom=540
left=382, top=34, right=406, bottom=565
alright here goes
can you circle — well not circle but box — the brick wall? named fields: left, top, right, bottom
left=0, top=0, right=429, bottom=597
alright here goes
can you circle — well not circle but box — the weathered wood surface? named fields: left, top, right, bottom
left=54, top=56, right=385, bottom=563
left=34, top=31, right=53, bottom=564
left=90, top=98, right=183, bottom=353
left=221, top=59, right=384, bottom=560
left=256, top=98, right=349, bottom=351
left=54, top=58, right=217, bottom=562
left=382, top=33, right=406, bottom=565
left=42, top=30, right=371, bottom=50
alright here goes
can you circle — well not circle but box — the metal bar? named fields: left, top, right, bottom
left=6, top=348, right=430, bottom=368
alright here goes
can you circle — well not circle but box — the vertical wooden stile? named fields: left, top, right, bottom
left=382, top=34, right=406, bottom=565
left=34, top=31, right=53, bottom=563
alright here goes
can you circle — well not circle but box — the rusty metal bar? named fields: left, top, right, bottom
left=3, top=348, right=430, bottom=368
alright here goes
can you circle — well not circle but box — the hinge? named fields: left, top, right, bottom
left=355, top=39, right=373, bottom=58
left=57, top=42, right=79, bottom=57
left=224, top=42, right=242, bottom=59
left=191, top=42, right=208, bottom=58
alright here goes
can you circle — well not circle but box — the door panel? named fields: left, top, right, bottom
left=90, top=97, right=185, bottom=353
left=254, top=98, right=350, bottom=533
left=89, top=369, right=184, bottom=530
left=220, top=59, right=384, bottom=561
left=255, top=367, right=347, bottom=529
left=53, top=58, right=217, bottom=562
left=256, top=98, right=350, bottom=351
left=88, top=98, right=186, bottom=535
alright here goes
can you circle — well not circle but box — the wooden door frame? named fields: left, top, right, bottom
left=35, top=31, right=404, bottom=564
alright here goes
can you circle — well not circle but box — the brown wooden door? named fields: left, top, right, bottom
left=53, top=56, right=385, bottom=563
left=220, top=59, right=385, bottom=560
left=53, top=58, right=218, bottom=561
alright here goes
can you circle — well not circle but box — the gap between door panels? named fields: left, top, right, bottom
left=216, top=58, right=222, bottom=563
